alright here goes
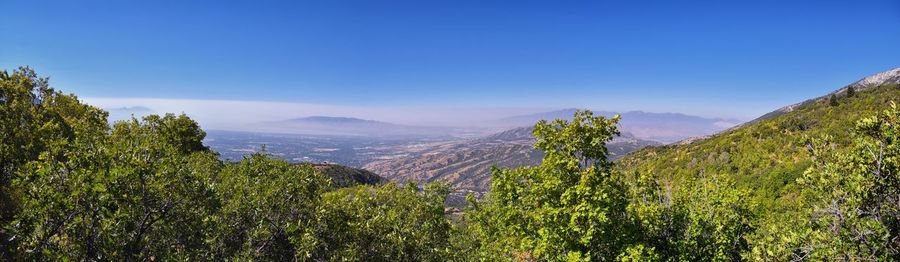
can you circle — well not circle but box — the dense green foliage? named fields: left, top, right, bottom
left=0, top=68, right=112, bottom=258
left=0, top=68, right=455, bottom=261
left=460, top=112, right=632, bottom=260
left=2, top=67, right=898, bottom=260
left=11, top=114, right=222, bottom=260
left=616, top=84, right=900, bottom=260
left=305, top=182, right=454, bottom=260
left=313, top=164, right=386, bottom=188
left=460, top=111, right=755, bottom=261
left=748, top=103, right=900, bottom=260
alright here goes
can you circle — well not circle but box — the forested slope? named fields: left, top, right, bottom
left=617, top=83, right=900, bottom=211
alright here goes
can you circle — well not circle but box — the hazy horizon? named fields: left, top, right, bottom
left=84, top=95, right=751, bottom=130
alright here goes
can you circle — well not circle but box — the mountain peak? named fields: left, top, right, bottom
left=749, top=67, right=900, bottom=124
left=847, top=67, right=900, bottom=90
left=289, top=116, right=379, bottom=123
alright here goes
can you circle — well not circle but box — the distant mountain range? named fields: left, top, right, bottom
left=493, top=109, right=740, bottom=143
left=256, top=116, right=485, bottom=138
left=258, top=110, right=739, bottom=144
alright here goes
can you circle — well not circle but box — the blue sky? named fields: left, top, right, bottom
left=2, top=0, right=899, bottom=121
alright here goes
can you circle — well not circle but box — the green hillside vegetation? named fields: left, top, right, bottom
left=313, top=163, right=387, bottom=188
left=617, top=83, right=900, bottom=213
left=458, top=84, right=900, bottom=260
left=2, top=66, right=898, bottom=260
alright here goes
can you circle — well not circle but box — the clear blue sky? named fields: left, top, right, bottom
left=2, top=0, right=899, bottom=119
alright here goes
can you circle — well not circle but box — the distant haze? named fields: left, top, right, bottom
left=83, top=97, right=552, bottom=129
left=84, top=97, right=739, bottom=143
left=489, top=109, right=740, bottom=143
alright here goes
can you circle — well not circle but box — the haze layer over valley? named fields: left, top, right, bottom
left=200, top=108, right=735, bottom=195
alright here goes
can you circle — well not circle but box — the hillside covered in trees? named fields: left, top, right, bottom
left=619, top=78, right=900, bottom=212
left=2, top=66, right=899, bottom=260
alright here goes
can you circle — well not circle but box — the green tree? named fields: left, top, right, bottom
left=466, top=110, right=632, bottom=261
left=299, top=182, right=454, bottom=261
left=795, top=103, right=900, bottom=260
left=9, top=114, right=221, bottom=260
left=676, top=173, right=754, bottom=261
left=830, top=94, right=839, bottom=106
left=749, top=102, right=900, bottom=260
left=626, top=171, right=754, bottom=261
left=0, top=67, right=110, bottom=258
left=621, top=172, right=679, bottom=261
left=211, top=153, right=329, bottom=260
left=847, top=86, right=856, bottom=97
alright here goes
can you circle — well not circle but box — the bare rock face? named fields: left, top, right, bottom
left=847, top=67, right=900, bottom=90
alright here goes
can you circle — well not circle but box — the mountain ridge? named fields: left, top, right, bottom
left=287, top=116, right=385, bottom=124
left=257, top=116, right=483, bottom=138
left=494, top=109, right=739, bottom=143
left=746, top=67, right=900, bottom=125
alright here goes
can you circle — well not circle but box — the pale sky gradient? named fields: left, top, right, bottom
left=4, top=0, right=899, bottom=122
